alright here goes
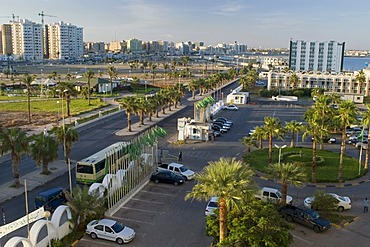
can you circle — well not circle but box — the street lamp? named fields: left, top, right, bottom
left=44, top=210, right=51, bottom=247
left=57, top=101, right=60, bottom=125
left=274, top=144, right=287, bottom=165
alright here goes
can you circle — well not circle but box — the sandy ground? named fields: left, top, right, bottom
left=0, top=112, right=57, bottom=130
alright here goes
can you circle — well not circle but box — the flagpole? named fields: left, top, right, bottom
left=359, top=127, right=364, bottom=175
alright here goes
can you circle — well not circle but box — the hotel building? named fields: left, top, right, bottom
left=289, top=40, right=345, bottom=73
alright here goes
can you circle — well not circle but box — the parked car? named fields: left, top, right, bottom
left=205, top=196, right=219, bottom=216
left=278, top=204, right=331, bottom=233
left=213, top=119, right=232, bottom=127
left=34, top=187, right=67, bottom=212
left=311, top=136, right=336, bottom=144
left=150, top=170, right=185, bottom=185
left=157, top=162, right=195, bottom=180
left=356, top=141, right=368, bottom=150
left=215, top=117, right=233, bottom=125
left=212, top=124, right=228, bottom=133
left=86, top=218, right=135, bottom=245
left=223, top=104, right=238, bottom=111
left=213, top=121, right=231, bottom=129
left=303, top=193, right=351, bottom=212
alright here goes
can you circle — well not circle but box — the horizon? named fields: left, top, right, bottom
left=1, top=0, right=370, bottom=50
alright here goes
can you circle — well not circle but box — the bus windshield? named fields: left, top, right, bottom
left=77, top=164, right=94, bottom=174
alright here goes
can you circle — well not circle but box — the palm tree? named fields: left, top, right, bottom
left=361, top=104, right=370, bottom=170
left=162, top=63, right=169, bottom=85
left=188, top=79, right=199, bottom=99
left=64, top=186, right=106, bottom=231
left=246, top=69, right=258, bottom=89
left=185, top=157, right=256, bottom=243
left=241, top=136, right=257, bottom=153
left=285, top=120, right=304, bottom=147
left=335, top=101, right=358, bottom=182
left=54, top=126, right=79, bottom=163
left=107, top=66, right=117, bottom=95
left=289, top=73, right=298, bottom=89
left=56, top=82, right=76, bottom=117
left=262, top=117, right=285, bottom=165
left=83, top=70, right=95, bottom=105
left=269, top=162, right=306, bottom=205
left=314, top=95, right=334, bottom=149
left=0, top=128, right=30, bottom=188
left=21, top=73, right=35, bottom=123
left=119, top=96, right=138, bottom=132
left=303, top=108, right=327, bottom=183
left=251, top=126, right=267, bottom=149
left=356, top=70, right=366, bottom=95
left=30, top=133, right=59, bottom=174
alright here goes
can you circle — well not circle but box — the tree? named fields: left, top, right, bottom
left=64, top=186, right=106, bottom=231
left=185, top=157, right=256, bottom=243
left=56, top=82, right=77, bottom=117
left=356, top=70, right=366, bottom=95
left=0, top=128, right=30, bottom=188
left=83, top=70, right=95, bottom=105
left=285, top=120, right=304, bottom=147
left=188, top=79, right=199, bottom=99
left=30, top=133, right=59, bottom=174
left=335, top=101, right=358, bottom=182
left=262, top=116, right=285, bottom=165
left=289, top=72, right=298, bottom=88
left=119, top=96, right=138, bottom=132
left=21, top=73, right=35, bottom=123
left=361, top=104, right=370, bottom=170
left=206, top=200, right=293, bottom=247
left=241, top=136, right=257, bottom=153
left=314, top=94, right=335, bottom=149
left=310, top=190, right=338, bottom=212
left=54, top=126, right=79, bottom=163
left=106, top=66, right=117, bottom=95
left=269, top=162, right=306, bottom=205
left=250, top=126, right=267, bottom=149
left=246, top=69, right=258, bottom=89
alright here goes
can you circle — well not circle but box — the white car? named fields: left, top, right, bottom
left=205, top=196, right=219, bottom=216
left=303, top=193, right=351, bottom=212
left=86, top=218, right=136, bottom=245
left=223, top=104, right=238, bottom=111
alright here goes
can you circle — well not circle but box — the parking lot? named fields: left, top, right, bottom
left=76, top=102, right=370, bottom=247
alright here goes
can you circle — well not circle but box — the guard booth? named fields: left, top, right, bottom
left=177, top=117, right=211, bottom=141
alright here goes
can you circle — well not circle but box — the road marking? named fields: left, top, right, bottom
left=292, top=234, right=314, bottom=245
left=110, top=215, right=155, bottom=225
left=121, top=206, right=161, bottom=214
left=79, top=237, right=114, bottom=246
left=140, top=190, right=175, bottom=197
left=130, top=198, right=164, bottom=204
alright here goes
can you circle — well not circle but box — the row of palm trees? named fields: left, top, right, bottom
left=243, top=92, right=370, bottom=183
left=0, top=126, right=79, bottom=188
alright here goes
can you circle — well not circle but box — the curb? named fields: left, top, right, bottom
left=253, top=172, right=370, bottom=188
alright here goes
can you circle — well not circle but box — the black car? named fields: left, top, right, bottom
left=150, top=170, right=184, bottom=186
left=215, top=117, right=233, bottom=125
left=279, top=204, right=331, bottom=233
left=212, top=124, right=227, bottom=133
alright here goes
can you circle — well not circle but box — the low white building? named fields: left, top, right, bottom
left=226, top=91, right=249, bottom=104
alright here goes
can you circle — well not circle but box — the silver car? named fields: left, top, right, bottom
left=86, top=218, right=135, bottom=245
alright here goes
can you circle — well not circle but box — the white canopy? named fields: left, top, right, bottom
left=43, top=78, right=57, bottom=86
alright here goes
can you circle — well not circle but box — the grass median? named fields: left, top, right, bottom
left=244, top=146, right=367, bottom=183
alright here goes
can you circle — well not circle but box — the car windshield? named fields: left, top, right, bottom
left=337, top=195, right=346, bottom=201
left=276, top=190, right=282, bottom=198
left=208, top=201, right=218, bottom=208
left=310, top=211, right=320, bottom=219
left=111, top=222, right=125, bottom=233
left=179, top=166, right=189, bottom=172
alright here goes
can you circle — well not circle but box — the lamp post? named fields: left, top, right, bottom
left=57, top=101, right=60, bottom=125
left=44, top=210, right=51, bottom=247
left=274, top=144, right=287, bottom=165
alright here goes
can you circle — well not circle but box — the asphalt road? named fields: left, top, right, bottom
left=2, top=87, right=370, bottom=246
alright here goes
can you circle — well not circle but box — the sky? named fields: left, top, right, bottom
left=1, top=0, right=370, bottom=50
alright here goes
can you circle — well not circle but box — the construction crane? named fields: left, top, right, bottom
left=0, top=14, right=19, bottom=22
left=38, top=11, right=57, bottom=26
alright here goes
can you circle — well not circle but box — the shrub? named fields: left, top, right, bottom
left=311, top=190, right=338, bottom=212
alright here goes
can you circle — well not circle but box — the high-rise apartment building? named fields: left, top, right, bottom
left=11, top=19, right=43, bottom=60
left=46, top=21, right=83, bottom=60
left=289, top=39, right=345, bottom=73
left=127, top=38, right=142, bottom=53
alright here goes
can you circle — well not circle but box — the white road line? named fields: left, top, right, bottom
left=80, top=237, right=114, bottom=246
left=110, top=216, right=155, bottom=225
left=292, top=234, right=314, bottom=245
left=130, top=198, right=164, bottom=204
left=121, top=206, right=161, bottom=214
left=140, top=190, right=176, bottom=196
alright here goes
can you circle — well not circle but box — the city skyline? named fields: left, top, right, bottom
left=1, top=0, right=370, bottom=50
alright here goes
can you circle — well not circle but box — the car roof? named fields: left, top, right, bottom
left=97, top=218, right=116, bottom=226
left=38, top=187, right=64, bottom=197
left=210, top=196, right=219, bottom=202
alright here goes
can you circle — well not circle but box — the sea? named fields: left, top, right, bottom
left=343, top=56, right=370, bottom=71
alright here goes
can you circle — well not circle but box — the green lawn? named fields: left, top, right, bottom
left=244, top=147, right=366, bottom=182
left=0, top=97, right=108, bottom=115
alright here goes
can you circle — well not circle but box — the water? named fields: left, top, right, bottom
left=343, top=57, right=370, bottom=71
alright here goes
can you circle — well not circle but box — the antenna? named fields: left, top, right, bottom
left=38, top=11, right=57, bottom=26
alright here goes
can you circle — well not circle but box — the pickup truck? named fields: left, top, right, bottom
left=157, top=162, right=195, bottom=180
left=278, top=204, right=331, bottom=233
left=255, top=187, right=293, bottom=204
